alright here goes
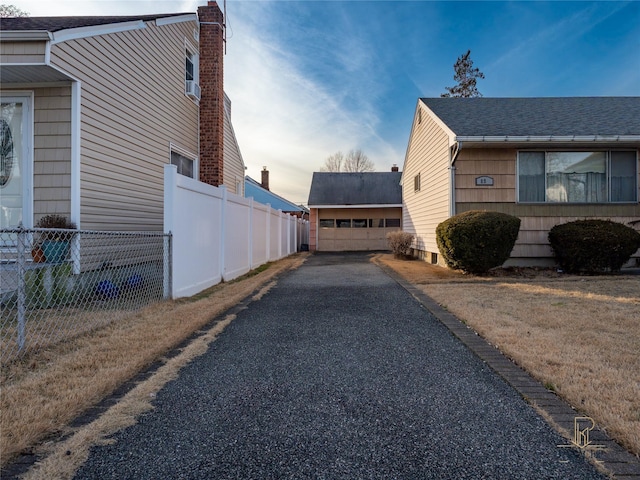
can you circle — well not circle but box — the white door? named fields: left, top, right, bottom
left=1, top=94, right=32, bottom=231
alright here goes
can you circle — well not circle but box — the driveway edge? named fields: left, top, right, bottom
left=374, top=259, right=640, bottom=480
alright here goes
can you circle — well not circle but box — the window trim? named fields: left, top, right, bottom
left=516, top=150, right=638, bottom=204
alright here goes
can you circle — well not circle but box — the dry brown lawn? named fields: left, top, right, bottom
left=3, top=250, right=639, bottom=478
left=0, top=254, right=307, bottom=469
left=375, top=253, right=640, bottom=458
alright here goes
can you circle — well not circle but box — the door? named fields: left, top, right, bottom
left=1, top=94, right=32, bottom=232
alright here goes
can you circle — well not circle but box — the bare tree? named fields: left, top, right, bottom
left=441, top=49, right=485, bottom=98
left=343, top=149, right=375, bottom=172
left=320, top=149, right=375, bottom=172
left=319, top=151, right=344, bottom=172
left=0, top=4, right=29, bottom=17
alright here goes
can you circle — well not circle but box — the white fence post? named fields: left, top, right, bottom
left=248, top=197, right=253, bottom=270
left=220, top=185, right=227, bottom=279
left=163, top=164, right=177, bottom=299
left=265, top=204, right=271, bottom=261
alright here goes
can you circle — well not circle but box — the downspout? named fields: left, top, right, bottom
left=449, top=141, right=462, bottom=217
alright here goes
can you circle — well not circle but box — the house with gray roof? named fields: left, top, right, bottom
left=402, top=97, right=640, bottom=267
left=0, top=1, right=245, bottom=234
left=308, top=170, right=402, bottom=251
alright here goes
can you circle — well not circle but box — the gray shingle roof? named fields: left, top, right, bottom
left=308, top=172, right=402, bottom=206
left=0, top=14, right=190, bottom=32
left=420, top=97, right=640, bottom=137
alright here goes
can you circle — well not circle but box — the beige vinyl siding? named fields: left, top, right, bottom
left=223, top=108, right=245, bottom=196
left=402, top=104, right=451, bottom=259
left=454, top=149, right=516, bottom=203
left=49, top=19, right=200, bottom=231
left=0, top=41, right=47, bottom=63
left=455, top=147, right=640, bottom=265
left=33, top=86, right=72, bottom=219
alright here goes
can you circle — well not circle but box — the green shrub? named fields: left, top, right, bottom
left=548, top=219, right=640, bottom=273
left=386, top=231, right=414, bottom=258
left=436, top=210, right=521, bottom=274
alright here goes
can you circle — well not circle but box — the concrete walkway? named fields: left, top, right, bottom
left=75, top=253, right=607, bottom=479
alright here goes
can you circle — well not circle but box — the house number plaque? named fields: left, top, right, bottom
left=475, top=176, right=494, bottom=186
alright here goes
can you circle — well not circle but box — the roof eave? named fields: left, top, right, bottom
left=455, top=135, right=640, bottom=143
left=1, top=31, right=52, bottom=41
left=308, top=204, right=403, bottom=209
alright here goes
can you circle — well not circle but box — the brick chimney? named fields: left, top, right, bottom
left=391, top=164, right=399, bottom=172
left=261, top=166, right=270, bottom=191
left=198, top=1, right=225, bottom=186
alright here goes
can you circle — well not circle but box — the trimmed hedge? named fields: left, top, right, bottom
left=548, top=219, right=640, bottom=273
left=436, top=210, right=521, bottom=274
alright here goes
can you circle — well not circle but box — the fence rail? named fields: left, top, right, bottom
left=0, top=227, right=170, bottom=363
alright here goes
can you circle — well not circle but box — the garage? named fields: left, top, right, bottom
left=308, top=171, right=402, bottom=252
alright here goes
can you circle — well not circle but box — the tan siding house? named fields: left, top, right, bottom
left=1, top=3, right=244, bottom=232
left=308, top=171, right=403, bottom=252
left=402, top=97, right=640, bottom=267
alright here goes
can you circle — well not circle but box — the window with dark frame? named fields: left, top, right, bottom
left=414, top=173, right=421, bottom=192
left=319, top=219, right=335, bottom=228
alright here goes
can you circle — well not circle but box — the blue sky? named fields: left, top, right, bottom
left=11, top=0, right=640, bottom=205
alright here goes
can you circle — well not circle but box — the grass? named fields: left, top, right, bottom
left=375, top=253, right=640, bottom=458
left=0, top=254, right=307, bottom=470
left=3, top=250, right=638, bottom=478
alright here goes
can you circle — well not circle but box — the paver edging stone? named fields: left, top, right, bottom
left=374, top=259, right=640, bottom=479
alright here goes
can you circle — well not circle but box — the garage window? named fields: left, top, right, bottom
left=336, top=219, right=352, bottom=228
left=368, top=218, right=384, bottom=228
left=319, top=219, right=334, bottom=228
left=352, top=219, right=367, bottom=228
left=386, top=218, right=401, bottom=228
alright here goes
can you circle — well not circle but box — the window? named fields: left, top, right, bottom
left=171, top=150, right=196, bottom=178
left=184, top=41, right=199, bottom=99
left=352, top=219, right=367, bottom=228
left=385, top=218, right=401, bottom=228
left=518, top=151, right=637, bottom=203
left=336, top=219, right=351, bottom=228
left=414, top=173, right=421, bottom=192
left=185, top=43, right=198, bottom=83
left=368, top=218, right=384, bottom=228
left=319, top=219, right=334, bottom=228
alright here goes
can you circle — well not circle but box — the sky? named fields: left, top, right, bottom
left=9, top=0, right=640, bottom=206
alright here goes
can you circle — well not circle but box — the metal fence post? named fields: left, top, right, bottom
left=17, top=224, right=26, bottom=352
left=163, top=232, right=172, bottom=299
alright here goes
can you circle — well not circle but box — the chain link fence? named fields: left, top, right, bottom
left=1, top=226, right=171, bottom=364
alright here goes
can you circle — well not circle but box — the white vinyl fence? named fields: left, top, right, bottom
left=164, top=165, right=309, bottom=298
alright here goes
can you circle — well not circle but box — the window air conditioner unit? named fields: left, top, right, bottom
left=185, top=80, right=201, bottom=100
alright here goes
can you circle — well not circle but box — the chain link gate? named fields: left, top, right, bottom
left=1, top=226, right=171, bottom=364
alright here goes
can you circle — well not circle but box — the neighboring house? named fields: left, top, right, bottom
left=402, top=97, right=640, bottom=267
left=308, top=169, right=403, bottom=251
left=245, top=168, right=308, bottom=218
left=0, top=1, right=244, bottom=232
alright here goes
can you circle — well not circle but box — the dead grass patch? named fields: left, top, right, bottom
left=375, top=253, right=640, bottom=457
left=0, top=254, right=307, bottom=468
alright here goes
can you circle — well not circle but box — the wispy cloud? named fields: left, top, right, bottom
left=225, top=1, right=399, bottom=204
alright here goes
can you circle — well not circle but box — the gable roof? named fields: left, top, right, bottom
left=420, top=97, right=640, bottom=139
left=245, top=177, right=308, bottom=214
left=0, top=14, right=190, bottom=32
left=308, top=172, right=402, bottom=207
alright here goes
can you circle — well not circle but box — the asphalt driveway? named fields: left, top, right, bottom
left=75, top=253, right=605, bottom=479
